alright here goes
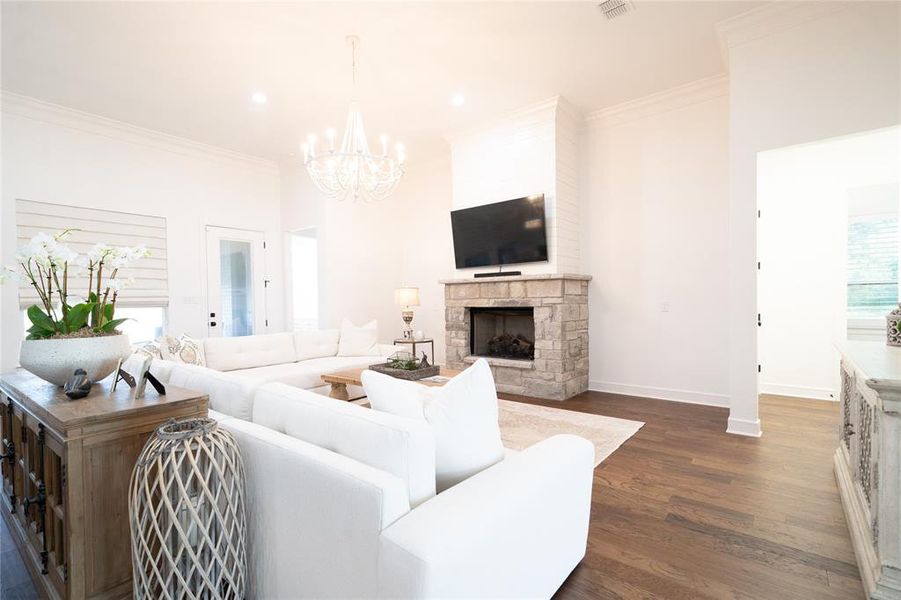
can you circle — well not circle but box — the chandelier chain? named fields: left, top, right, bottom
left=350, top=36, right=357, bottom=89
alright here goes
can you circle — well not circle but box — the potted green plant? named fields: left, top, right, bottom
left=1, top=230, right=150, bottom=385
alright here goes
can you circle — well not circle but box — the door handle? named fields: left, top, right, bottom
left=210, top=321, right=217, bottom=327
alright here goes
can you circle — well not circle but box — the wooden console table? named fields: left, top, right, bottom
left=0, top=369, right=208, bottom=600
left=835, top=342, right=901, bottom=599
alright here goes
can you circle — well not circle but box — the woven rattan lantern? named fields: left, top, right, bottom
left=129, top=418, right=247, bottom=599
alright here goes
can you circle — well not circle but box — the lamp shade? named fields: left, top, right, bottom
left=394, top=287, right=420, bottom=307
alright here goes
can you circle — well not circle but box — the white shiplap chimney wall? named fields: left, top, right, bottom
left=448, top=96, right=583, bottom=275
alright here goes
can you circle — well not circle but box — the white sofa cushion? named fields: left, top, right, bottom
left=165, top=363, right=261, bottom=421
left=252, top=383, right=436, bottom=506
left=337, top=319, right=379, bottom=356
left=294, top=329, right=340, bottom=360
left=363, top=358, right=504, bottom=492
left=219, top=417, right=410, bottom=599
left=148, top=358, right=178, bottom=385
left=229, top=355, right=385, bottom=389
left=203, top=332, right=296, bottom=372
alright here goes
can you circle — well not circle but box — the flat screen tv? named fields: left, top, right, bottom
left=450, top=194, right=548, bottom=269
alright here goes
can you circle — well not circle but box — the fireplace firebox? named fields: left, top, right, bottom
left=469, top=307, right=535, bottom=361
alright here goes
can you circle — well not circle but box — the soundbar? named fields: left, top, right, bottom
left=474, top=271, right=522, bottom=279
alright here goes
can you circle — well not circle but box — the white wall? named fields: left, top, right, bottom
left=0, top=94, right=285, bottom=370
left=448, top=97, right=582, bottom=275
left=584, top=77, right=731, bottom=407
left=757, top=127, right=901, bottom=401
left=280, top=149, right=454, bottom=358
left=722, top=1, right=901, bottom=435
left=396, top=152, right=455, bottom=364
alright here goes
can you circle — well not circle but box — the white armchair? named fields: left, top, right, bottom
left=378, top=435, right=595, bottom=599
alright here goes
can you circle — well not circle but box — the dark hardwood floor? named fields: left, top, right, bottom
left=1, top=392, right=859, bottom=599
left=528, top=392, right=862, bottom=600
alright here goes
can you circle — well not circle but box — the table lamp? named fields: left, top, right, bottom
left=394, top=287, right=420, bottom=339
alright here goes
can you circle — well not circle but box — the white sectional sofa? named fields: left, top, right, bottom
left=149, top=336, right=595, bottom=599
left=203, top=330, right=396, bottom=389
left=152, top=330, right=395, bottom=418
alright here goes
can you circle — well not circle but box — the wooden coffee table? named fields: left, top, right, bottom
left=320, top=366, right=461, bottom=401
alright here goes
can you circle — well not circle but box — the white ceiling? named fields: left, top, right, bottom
left=1, top=1, right=760, bottom=162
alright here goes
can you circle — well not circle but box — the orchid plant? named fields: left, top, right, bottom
left=1, top=230, right=150, bottom=340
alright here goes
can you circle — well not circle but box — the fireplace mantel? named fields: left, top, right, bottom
left=441, top=273, right=591, bottom=400
left=439, top=273, right=592, bottom=285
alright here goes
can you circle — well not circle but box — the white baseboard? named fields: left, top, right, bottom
left=760, top=382, right=837, bottom=401
left=726, top=416, right=762, bottom=437
left=588, top=380, right=729, bottom=408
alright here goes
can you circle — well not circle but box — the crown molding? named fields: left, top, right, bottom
left=1, top=91, right=279, bottom=172
left=716, top=1, right=851, bottom=60
left=585, top=74, right=728, bottom=128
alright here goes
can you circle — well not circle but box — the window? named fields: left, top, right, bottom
left=219, top=239, right=254, bottom=337
left=290, top=229, right=319, bottom=330
left=847, top=214, right=899, bottom=317
left=116, top=307, right=166, bottom=343
left=15, top=199, right=169, bottom=309
left=15, top=199, right=170, bottom=344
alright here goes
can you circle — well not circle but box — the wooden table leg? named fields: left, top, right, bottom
left=329, top=383, right=349, bottom=401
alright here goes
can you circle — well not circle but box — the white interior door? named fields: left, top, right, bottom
left=206, top=226, right=267, bottom=337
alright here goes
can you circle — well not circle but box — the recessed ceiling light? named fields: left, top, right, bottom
left=251, top=92, right=268, bottom=105
left=450, top=93, right=465, bottom=107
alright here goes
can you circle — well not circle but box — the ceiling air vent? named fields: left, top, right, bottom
left=598, top=0, right=634, bottom=20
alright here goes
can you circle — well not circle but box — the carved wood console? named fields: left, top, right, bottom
left=835, top=342, right=901, bottom=599
left=0, top=369, right=207, bottom=600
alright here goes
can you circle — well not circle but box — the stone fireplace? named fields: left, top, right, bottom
left=442, top=274, right=590, bottom=400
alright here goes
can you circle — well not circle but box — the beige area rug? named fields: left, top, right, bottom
left=497, top=399, right=643, bottom=467
left=330, top=386, right=644, bottom=468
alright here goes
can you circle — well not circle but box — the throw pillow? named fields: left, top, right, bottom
left=360, top=371, right=426, bottom=420
left=132, top=340, right=162, bottom=361
left=336, top=319, right=379, bottom=357
left=160, top=334, right=206, bottom=366
left=362, top=358, right=504, bottom=491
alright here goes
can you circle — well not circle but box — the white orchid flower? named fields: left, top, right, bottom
left=88, top=243, right=115, bottom=265
left=108, top=249, right=130, bottom=269
left=68, top=254, right=90, bottom=277
left=51, top=243, right=78, bottom=266
left=130, top=245, right=151, bottom=260
left=108, top=245, right=151, bottom=269
left=17, top=232, right=78, bottom=269
left=106, top=276, right=135, bottom=292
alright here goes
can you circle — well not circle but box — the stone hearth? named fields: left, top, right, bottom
left=441, top=274, right=590, bottom=400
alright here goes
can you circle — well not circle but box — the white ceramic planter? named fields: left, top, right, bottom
left=19, top=334, right=132, bottom=386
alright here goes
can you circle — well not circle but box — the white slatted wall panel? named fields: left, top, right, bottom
left=15, top=199, right=168, bottom=308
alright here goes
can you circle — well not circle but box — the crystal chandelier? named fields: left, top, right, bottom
left=302, top=36, right=405, bottom=203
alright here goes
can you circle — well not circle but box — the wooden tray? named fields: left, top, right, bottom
left=368, top=363, right=441, bottom=381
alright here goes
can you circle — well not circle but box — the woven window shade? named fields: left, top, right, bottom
left=15, top=199, right=169, bottom=308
